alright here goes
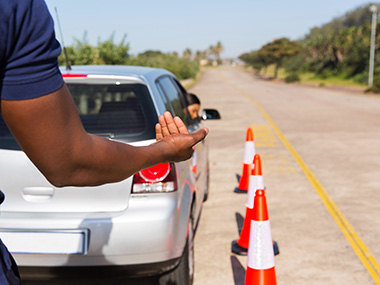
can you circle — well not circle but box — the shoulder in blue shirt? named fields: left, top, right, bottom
left=0, top=0, right=64, bottom=100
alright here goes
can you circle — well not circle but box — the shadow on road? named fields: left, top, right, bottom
left=230, top=255, right=245, bottom=285
left=235, top=174, right=241, bottom=184
left=235, top=212, right=244, bottom=236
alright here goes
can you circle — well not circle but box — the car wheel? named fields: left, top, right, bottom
left=159, top=212, right=194, bottom=285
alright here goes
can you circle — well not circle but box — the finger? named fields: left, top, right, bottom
left=159, top=114, right=170, bottom=137
left=173, top=116, right=189, bottom=134
left=164, top=112, right=180, bottom=134
left=155, top=123, right=163, bottom=141
left=189, top=128, right=209, bottom=146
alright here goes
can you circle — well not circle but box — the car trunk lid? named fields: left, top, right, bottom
left=0, top=148, right=132, bottom=213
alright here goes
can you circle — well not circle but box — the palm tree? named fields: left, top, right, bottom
left=183, top=48, right=193, bottom=60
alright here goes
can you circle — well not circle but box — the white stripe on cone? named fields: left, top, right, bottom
left=246, top=175, right=264, bottom=209
left=247, top=220, right=275, bottom=270
left=243, top=141, right=256, bottom=165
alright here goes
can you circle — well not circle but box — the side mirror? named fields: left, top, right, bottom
left=201, top=109, right=221, bottom=120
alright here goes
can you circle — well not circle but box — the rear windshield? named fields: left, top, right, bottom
left=0, top=83, right=157, bottom=150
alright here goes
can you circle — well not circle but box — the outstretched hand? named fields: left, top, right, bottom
left=154, top=112, right=209, bottom=162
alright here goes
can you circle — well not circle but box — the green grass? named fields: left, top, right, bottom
left=299, top=72, right=367, bottom=88
left=256, top=65, right=367, bottom=89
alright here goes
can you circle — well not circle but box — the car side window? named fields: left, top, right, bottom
left=156, top=76, right=188, bottom=123
left=156, top=81, right=175, bottom=114
left=171, top=78, right=197, bottom=123
left=172, top=78, right=188, bottom=98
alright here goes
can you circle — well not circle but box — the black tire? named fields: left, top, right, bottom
left=159, top=214, right=194, bottom=285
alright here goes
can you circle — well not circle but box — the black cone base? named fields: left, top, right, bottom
left=273, top=240, right=280, bottom=255
left=234, top=187, right=248, bottom=194
left=231, top=240, right=248, bottom=255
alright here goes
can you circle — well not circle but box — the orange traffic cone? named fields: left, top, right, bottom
left=245, top=189, right=277, bottom=285
left=232, top=154, right=264, bottom=255
left=234, top=127, right=255, bottom=193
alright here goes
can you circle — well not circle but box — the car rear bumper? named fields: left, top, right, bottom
left=19, top=257, right=181, bottom=280
left=0, top=192, right=191, bottom=268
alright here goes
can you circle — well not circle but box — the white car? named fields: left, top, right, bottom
left=0, top=65, right=220, bottom=284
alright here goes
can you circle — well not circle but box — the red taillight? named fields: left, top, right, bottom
left=139, top=163, right=170, bottom=183
left=62, top=74, right=88, bottom=78
left=132, top=163, right=178, bottom=193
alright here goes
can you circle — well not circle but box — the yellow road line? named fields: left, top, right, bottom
left=224, top=77, right=380, bottom=283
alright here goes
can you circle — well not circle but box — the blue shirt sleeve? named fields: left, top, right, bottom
left=0, top=0, right=64, bottom=100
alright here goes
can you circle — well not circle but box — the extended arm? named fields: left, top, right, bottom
left=1, top=84, right=208, bottom=187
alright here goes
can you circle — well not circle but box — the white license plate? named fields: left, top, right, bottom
left=0, top=230, right=88, bottom=255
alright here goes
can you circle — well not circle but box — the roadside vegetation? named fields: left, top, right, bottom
left=239, top=3, right=380, bottom=92
left=58, top=33, right=224, bottom=80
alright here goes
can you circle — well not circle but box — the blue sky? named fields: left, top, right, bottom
left=45, top=0, right=376, bottom=58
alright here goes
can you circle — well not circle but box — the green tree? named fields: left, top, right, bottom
left=138, top=50, right=164, bottom=58
left=259, top=38, right=300, bottom=78
left=301, top=3, right=378, bottom=80
left=195, top=50, right=207, bottom=65
left=70, top=32, right=98, bottom=65
left=207, top=41, right=224, bottom=64
left=183, top=48, right=193, bottom=60
left=239, top=50, right=273, bottom=74
left=128, top=50, right=199, bottom=80
left=57, top=33, right=202, bottom=80
left=97, top=33, right=130, bottom=65
left=340, top=25, right=371, bottom=77
left=215, top=41, right=224, bottom=62
left=283, top=53, right=307, bottom=74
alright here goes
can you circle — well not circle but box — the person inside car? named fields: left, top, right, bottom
left=186, top=93, right=201, bottom=120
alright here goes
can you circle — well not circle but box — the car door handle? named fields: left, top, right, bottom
left=22, top=187, right=55, bottom=202
left=23, top=187, right=55, bottom=196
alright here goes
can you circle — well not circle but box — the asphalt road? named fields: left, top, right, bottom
left=190, top=66, right=380, bottom=285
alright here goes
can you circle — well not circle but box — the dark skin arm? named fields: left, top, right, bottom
left=0, top=84, right=208, bottom=187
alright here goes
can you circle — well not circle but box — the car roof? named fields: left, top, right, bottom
left=59, top=65, right=174, bottom=85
